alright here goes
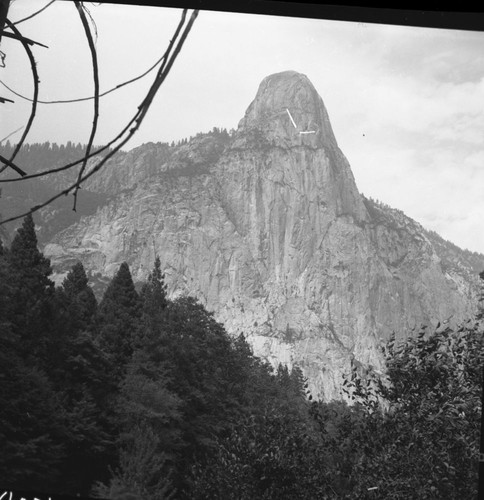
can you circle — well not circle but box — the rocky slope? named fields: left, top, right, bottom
left=9, top=71, right=483, bottom=400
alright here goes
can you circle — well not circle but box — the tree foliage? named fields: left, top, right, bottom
left=0, top=215, right=481, bottom=499
left=334, top=322, right=483, bottom=499
left=6, top=213, right=54, bottom=361
left=0, top=216, right=66, bottom=491
left=95, top=261, right=141, bottom=382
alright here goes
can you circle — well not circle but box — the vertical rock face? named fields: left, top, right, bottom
left=239, top=71, right=337, bottom=146
left=43, top=71, right=482, bottom=400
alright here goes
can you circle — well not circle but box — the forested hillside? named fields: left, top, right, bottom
left=0, top=142, right=109, bottom=245
left=0, top=133, right=232, bottom=247
left=0, top=215, right=481, bottom=499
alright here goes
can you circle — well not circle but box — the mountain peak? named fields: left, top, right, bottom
left=238, top=71, right=337, bottom=148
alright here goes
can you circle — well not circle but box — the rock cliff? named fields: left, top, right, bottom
left=23, top=71, right=483, bottom=400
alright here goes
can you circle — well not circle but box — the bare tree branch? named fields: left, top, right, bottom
left=81, top=3, right=98, bottom=41
left=137, top=10, right=188, bottom=121
left=0, top=106, right=144, bottom=184
left=0, top=153, right=26, bottom=176
left=0, top=142, right=116, bottom=184
left=11, top=0, right=56, bottom=26
left=0, top=49, right=167, bottom=104
left=0, top=7, right=192, bottom=184
left=0, top=19, right=39, bottom=175
left=73, top=1, right=99, bottom=211
left=0, top=8, right=199, bottom=226
left=0, top=126, right=24, bottom=143
left=1, top=31, right=49, bottom=48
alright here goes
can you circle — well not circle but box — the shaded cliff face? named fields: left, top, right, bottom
left=42, top=71, right=482, bottom=400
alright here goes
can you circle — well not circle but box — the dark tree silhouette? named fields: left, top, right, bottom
left=60, top=261, right=98, bottom=331
left=7, top=213, right=54, bottom=360
left=96, top=261, right=142, bottom=380
left=139, top=256, right=168, bottom=337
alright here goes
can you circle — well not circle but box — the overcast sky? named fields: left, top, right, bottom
left=2, top=1, right=484, bottom=254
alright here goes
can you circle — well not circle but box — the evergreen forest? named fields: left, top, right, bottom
left=0, top=215, right=482, bottom=499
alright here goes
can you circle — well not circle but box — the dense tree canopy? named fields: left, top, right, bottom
left=334, top=321, right=483, bottom=499
left=0, top=215, right=481, bottom=499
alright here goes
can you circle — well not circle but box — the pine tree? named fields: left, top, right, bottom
left=52, top=262, right=107, bottom=402
left=154, top=297, right=263, bottom=494
left=7, top=214, right=54, bottom=361
left=95, top=260, right=180, bottom=499
left=141, top=257, right=167, bottom=314
left=0, top=222, right=66, bottom=491
left=39, top=261, right=115, bottom=495
left=138, top=257, right=168, bottom=342
left=96, top=262, right=141, bottom=380
left=8, top=214, right=53, bottom=292
left=61, top=261, right=97, bottom=332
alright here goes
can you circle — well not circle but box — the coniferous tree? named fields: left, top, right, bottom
left=95, top=259, right=180, bottom=499
left=8, top=214, right=52, bottom=290
left=7, top=214, right=54, bottom=361
left=129, top=296, right=248, bottom=495
left=141, top=256, right=167, bottom=311
left=138, top=256, right=167, bottom=341
left=96, top=262, right=141, bottom=380
left=0, top=216, right=66, bottom=491
left=190, top=359, right=326, bottom=499
left=52, top=262, right=107, bottom=400
left=89, top=262, right=143, bottom=484
left=61, top=261, right=98, bottom=331
left=48, top=262, right=114, bottom=495
left=95, top=352, right=182, bottom=500
left=0, top=361, right=67, bottom=490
